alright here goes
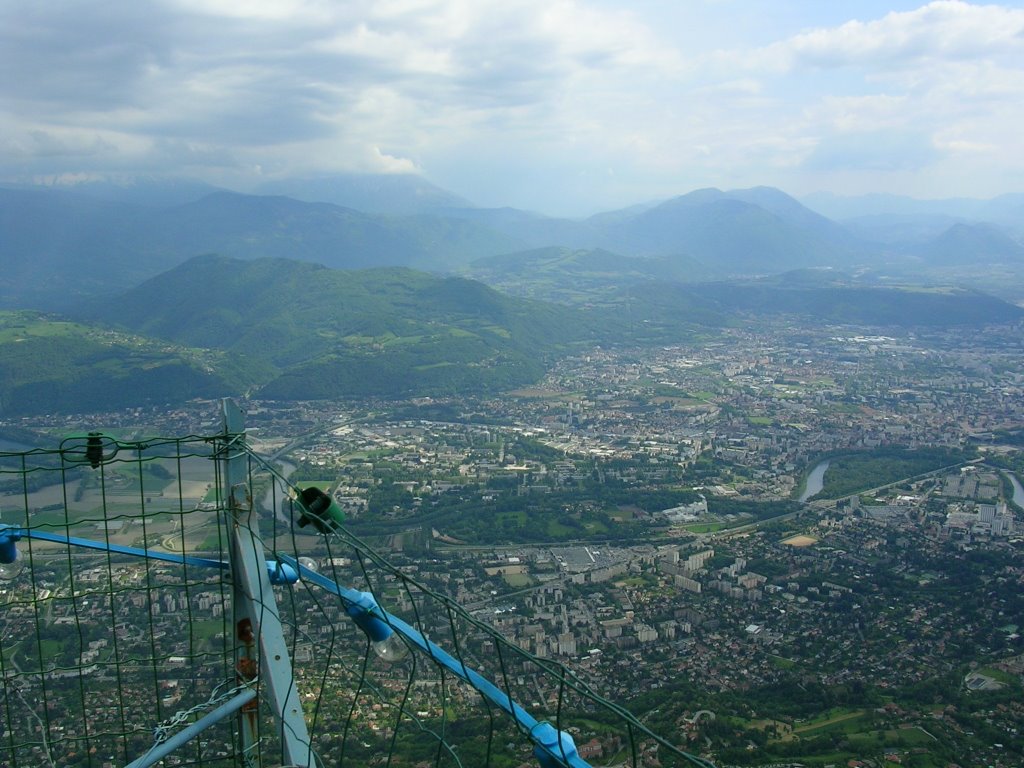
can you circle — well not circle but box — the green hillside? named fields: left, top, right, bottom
left=0, top=311, right=269, bottom=416
left=81, top=255, right=595, bottom=400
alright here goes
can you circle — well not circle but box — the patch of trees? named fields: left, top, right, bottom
left=814, top=446, right=974, bottom=500
left=0, top=465, right=84, bottom=496
left=259, top=348, right=544, bottom=400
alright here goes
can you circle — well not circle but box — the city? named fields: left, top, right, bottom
left=4, top=2, right=1024, bottom=766
left=3, top=317, right=1022, bottom=767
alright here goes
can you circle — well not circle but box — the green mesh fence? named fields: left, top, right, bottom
left=0, top=435, right=238, bottom=767
left=0, top=419, right=714, bottom=768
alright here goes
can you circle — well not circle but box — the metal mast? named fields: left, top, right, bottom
left=222, top=399, right=315, bottom=767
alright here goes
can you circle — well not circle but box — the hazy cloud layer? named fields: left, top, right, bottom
left=1, top=0, right=1022, bottom=214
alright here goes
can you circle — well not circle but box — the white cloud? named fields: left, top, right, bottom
left=932, top=137, right=996, bottom=153
left=313, top=22, right=455, bottom=77
left=368, top=146, right=420, bottom=174
left=772, top=1, right=1024, bottom=70
left=807, top=94, right=911, bottom=133
left=170, top=0, right=336, bottom=22
left=683, top=2, right=1024, bottom=199
left=0, top=0, right=684, bottom=185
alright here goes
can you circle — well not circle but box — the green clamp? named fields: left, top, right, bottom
left=293, top=487, right=345, bottom=533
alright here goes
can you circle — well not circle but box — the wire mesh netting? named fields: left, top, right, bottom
left=0, top=417, right=713, bottom=768
left=0, top=434, right=242, bottom=767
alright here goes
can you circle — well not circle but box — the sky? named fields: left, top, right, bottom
left=2, top=0, right=1023, bottom=216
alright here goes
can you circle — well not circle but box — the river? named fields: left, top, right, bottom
left=800, top=459, right=1022, bottom=506
left=1005, top=470, right=1024, bottom=507
left=799, top=459, right=830, bottom=503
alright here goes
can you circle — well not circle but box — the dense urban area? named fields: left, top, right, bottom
left=2, top=318, right=1023, bottom=768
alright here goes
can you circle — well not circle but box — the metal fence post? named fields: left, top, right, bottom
left=222, top=399, right=315, bottom=767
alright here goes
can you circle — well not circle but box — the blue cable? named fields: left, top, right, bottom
left=277, top=554, right=588, bottom=768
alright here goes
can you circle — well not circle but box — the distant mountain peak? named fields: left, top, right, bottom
left=923, top=221, right=1024, bottom=266
left=667, top=187, right=726, bottom=206
left=254, top=172, right=473, bottom=215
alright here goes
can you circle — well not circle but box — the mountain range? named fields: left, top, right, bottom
left=0, top=253, right=1017, bottom=416
left=3, top=177, right=1023, bottom=312
left=1, top=174, right=1022, bottom=415
left=802, top=190, right=1024, bottom=227
left=0, top=186, right=523, bottom=310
